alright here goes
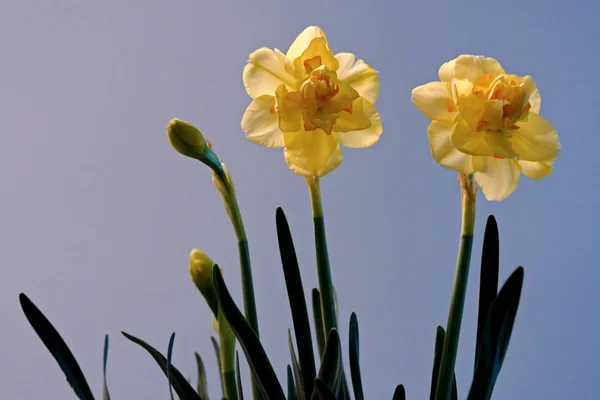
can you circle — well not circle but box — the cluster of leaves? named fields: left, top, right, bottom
left=19, top=212, right=524, bottom=399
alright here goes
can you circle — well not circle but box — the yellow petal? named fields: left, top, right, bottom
left=438, top=58, right=457, bottom=82
left=283, top=129, right=339, bottom=176
left=474, top=157, right=521, bottom=201
left=511, top=113, right=560, bottom=161
left=451, top=118, right=517, bottom=158
left=335, top=53, right=379, bottom=103
left=453, top=55, right=505, bottom=84
left=275, top=84, right=303, bottom=132
left=322, top=78, right=359, bottom=114
left=243, top=48, right=296, bottom=99
left=529, top=89, right=541, bottom=113
left=517, top=159, right=554, bottom=179
left=333, top=99, right=371, bottom=133
left=241, top=95, right=284, bottom=148
left=411, top=82, right=456, bottom=122
left=286, top=26, right=327, bottom=60
left=427, top=120, right=474, bottom=173
left=293, top=38, right=339, bottom=78
left=285, top=145, right=342, bottom=177
left=335, top=99, right=382, bottom=148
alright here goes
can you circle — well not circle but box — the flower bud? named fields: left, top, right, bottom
left=188, top=249, right=218, bottom=316
left=168, top=118, right=207, bottom=159
left=168, top=118, right=224, bottom=175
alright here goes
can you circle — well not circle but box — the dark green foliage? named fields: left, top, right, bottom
left=121, top=332, right=201, bottom=400
left=348, top=312, right=364, bottom=400
left=195, top=352, right=209, bottom=400
left=167, top=332, right=176, bottom=400
left=468, top=267, right=524, bottom=400
left=276, top=207, right=317, bottom=397
left=103, top=335, right=111, bottom=400
left=19, top=293, right=95, bottom=400
left=213, top=266, right=286, bottom=400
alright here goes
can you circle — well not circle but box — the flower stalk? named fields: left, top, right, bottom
left=306, top=176, right=337, bottom=334
left=218, top=310, right=238, bottom=400
left=435, top=173, right=477, bottom=400
left=212, top=169, right=258, bottom=335
left=213, top=170, right=262, bottom=400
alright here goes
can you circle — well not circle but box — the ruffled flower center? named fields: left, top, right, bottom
left=274, top=61, right=358, bottom=134
left=470, top=74, right=532, bottom=132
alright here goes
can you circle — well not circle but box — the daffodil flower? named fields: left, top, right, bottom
left=412, top=55, right=560, bottom=200
left=241, top=26, right=382, bottom=177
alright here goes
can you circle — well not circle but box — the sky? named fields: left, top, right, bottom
left=1, top=1, right=598, bottom=399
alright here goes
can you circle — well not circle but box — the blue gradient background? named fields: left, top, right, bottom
left=1, top=1, right=597, bottom=399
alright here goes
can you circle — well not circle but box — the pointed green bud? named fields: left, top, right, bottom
left=168, top=118, right=207, bottom=159
left=168, top=118, right=224, bottom=175
left=189, top=249, right=219, bottom=317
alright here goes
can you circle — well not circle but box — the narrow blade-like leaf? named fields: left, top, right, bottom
left=429, top=326, right=445, bottom=400
left=103, top=335, right=111, bottom=400
left=287, top=365, right=297, bottom=400
left=121, top=331, right=201, bottom=400
left=314, top=378, right=336, bottom=400
left=349, top=312, right=364, bottom=400
left=276, top=207, right=317, bottom=398
left=19, top=293, right=95, bottom=400
left=452, top=373, right=458, bottom=400
left=236, top=352, right=244, bottom=400
left=194, top=352, right=209, bottom=400
left=392, top=384, right=406, bottom=400
left=476, top=215, right=499, bottom=369
left=316, top=329, right=341, bottom=395
left=288, top=330, right=306, bottom=400
left=312, top=289, right=326, bottom=358
left=211, top=336, right=225, bottom=398
left=167, top=333, right=176, bottom=400
left=213, top=266, right=286, bottom=400
left=468, top=267, right=524, bottom=400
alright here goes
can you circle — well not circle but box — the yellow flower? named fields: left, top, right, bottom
left=241, top=26, right=382, bottom=177
left=412, top=55, right=560, bottom=200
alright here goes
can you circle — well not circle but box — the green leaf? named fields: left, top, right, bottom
left=429, top=326, right=444, bottom=400
left=311, top=288, right=326, bottom=359
left=19, top=293, right=95, bottom=400
left=476, top=215, right=499, bottom=370
left=167, top=332, right=176, bottom=400
left=213, top=266, right=286, bottom=400
left=121, top=331, right=201, bottom=400
left=392, top=384, right=406, bottom=400
left=236, top=352, right=244, bottom=400
left=348, top=312, right=364, bottom=400
left=452, top=373, right=458, bottom=400
left=211, top=336, right=225, bottom=398
left=103, top=335, right=111, bottom=400
left=314, top=378, right=336, bottom=400
left=288, top=330, right=306, bottom=400
left=313, top=329, right=341, bottom=398
left=467, top=267, right=524, bottom=400
left=429, top=326, right=457, bottom=400
left=276, top=207, right=317, bottom=398
left=194, top=352, right=209, bottom=400
left=287, top=365, right=297, bottom=400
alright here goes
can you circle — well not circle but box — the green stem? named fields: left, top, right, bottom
left=216, top=170, right=259, bottom=335
left=222, top=371, right=238, bottom=400
left=227, top=195, right=263, bottom=400
left=218, top=309, right=238, bottom=400
left=306, top=177, right=337, bottom=334
left=435, top=174, right=476, bottom=400
left=215, top=171, right=262, bottom=400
